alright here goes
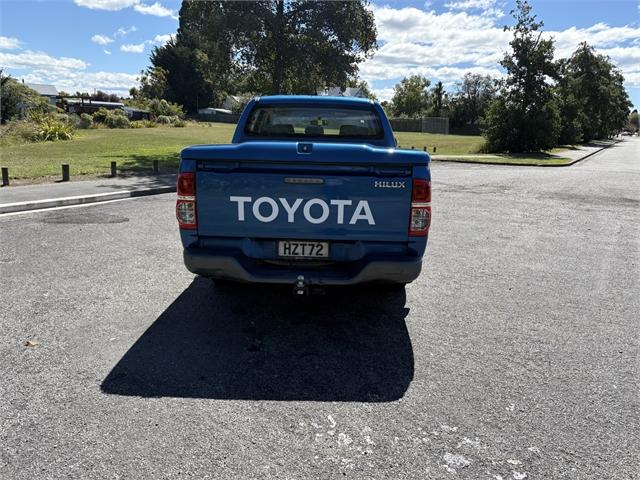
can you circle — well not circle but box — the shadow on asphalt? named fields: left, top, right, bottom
left=93, top=173, right=177, bottom=191
left=101, top=276, right=413, bottom=402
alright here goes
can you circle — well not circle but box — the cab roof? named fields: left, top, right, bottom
left=256, top=95, right=375, bottom=106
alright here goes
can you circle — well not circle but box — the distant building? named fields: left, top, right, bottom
left=317, top=87, right=365, bottom=98
left=123, top=106, right=150, bottom=121
left=66, top=99, right=124, bottom=115
left=197, top=107, right=239, bottom=124
left=25, top=82, right=58, bottom=104
left=198, top=107, right=233, bottom=115
left=221, top=95, right=243, bottom=111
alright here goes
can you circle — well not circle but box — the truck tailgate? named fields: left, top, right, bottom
left=195, top=162, right=412, bottom=242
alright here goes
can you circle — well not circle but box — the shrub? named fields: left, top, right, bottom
left=173, top=119, right=186, bottom=127
left=92, top=108, right=110, bottom=123
left=79, top=113, right=93, bottom=129
left=0, top=120, right=40, bottom=144
left=112, top=108, right=127, bottom=117
left=25, top=112, right=75, bottom=141
left=104, top=113, right=131, bottom=129
left=55, top=113, right=81, bottom=128
left=130, top=120, right=145, bottom=129
left=156, top=115, right=172, bottom=124
left=147, top=98, right=185, bottom=118
left=0, top=77, right=50, bottom=123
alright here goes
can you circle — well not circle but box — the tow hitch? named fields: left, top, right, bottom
left=293, top=275, right=309, bottom=296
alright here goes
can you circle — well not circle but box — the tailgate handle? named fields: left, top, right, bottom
left=284, top=177, right=324, bottom=185
left=371, top=167, right=411, bottom=176
left=197, top=161, right=239, bottom=171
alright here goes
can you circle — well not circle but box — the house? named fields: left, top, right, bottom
left=198, top=107, right=233, bottom=115
left=197, top=107, right=238, bottom=124
left=123, top=106, right=150, bottom=121
left=317, top=87, right=365, bottom=98
left=66, top=99, right=124, bottom=115
left=221, top=95, right=243, bottom=111
left=25, top=82, right=58, bottom=104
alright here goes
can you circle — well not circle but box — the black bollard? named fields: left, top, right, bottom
left=153, top=159, right=159, bottom=173
left=1, top=167, right=8, bottom=186
left=62, top=163, right=70, bottom=182
left=110, top=161, right=117, bottom=177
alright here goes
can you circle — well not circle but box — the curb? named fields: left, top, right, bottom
left=0, top=186, right=176, bottom=215
left=431, top=140, right=619, bottom=167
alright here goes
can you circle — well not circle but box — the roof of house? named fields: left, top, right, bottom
left=66, top=99, right=124, bottom=107
left=198, top=107, right=234, bottom=114
left=25, top=83, right=58, bottom=96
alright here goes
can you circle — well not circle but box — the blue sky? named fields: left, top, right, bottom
left=1, top=0, right=639, bottom=108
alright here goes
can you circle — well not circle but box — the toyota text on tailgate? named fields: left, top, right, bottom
left=176, top=95, right=431, bottom=290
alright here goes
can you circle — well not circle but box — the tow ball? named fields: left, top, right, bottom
left=293, top=275, right=309, bottom=296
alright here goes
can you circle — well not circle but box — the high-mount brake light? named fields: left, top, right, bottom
left=176, top=172, right=197, bottom=230
left=409, top=179, right=431, bottom=237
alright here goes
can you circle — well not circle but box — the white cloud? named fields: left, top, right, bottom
left=444, top=0, right=505, bottom=19
left=75, top=0, right=176, bottom=19
left=115, top=26, right=137, bottom=38
left=546, top=24, right=640, bottom=57
left=152, top=34, right=173, bottom=45
left=0, top=50, right=88, bottom=72
left=364, top=4, right=640, bottom=95
left=103, top=49, right=112, bottom=55
left=2, top=46, right=137, bottom=94
left=0, top=35, right=21, bottom=50
left=133, top=2, right=176, bottom=19
left=91, top=34, right=113, bottom=46
left=111, top=34, right=173, bottom=54
left=22, top=69, right=138, bottom=94
left=74, top=0, right=138, bottom=10
left=445, top=0, right=497, bottom=10
left=120, top=43, right=146, bottom=53
left=373, top=87, right=396, bottom=102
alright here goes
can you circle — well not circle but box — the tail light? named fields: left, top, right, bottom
left=409, top=179, right=431, bottom=237
left=176, top=172, right=197, bottom=230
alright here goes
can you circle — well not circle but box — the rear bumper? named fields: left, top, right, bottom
left=183, top=248, right=422, bottom=285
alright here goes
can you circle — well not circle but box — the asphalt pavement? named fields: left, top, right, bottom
left=0, top=138, right=638, bottom=479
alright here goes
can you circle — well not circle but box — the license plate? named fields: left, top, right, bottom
left=278, top=240, right=329, bottom=258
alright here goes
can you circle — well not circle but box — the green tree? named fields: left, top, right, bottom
left=144, top=1, right=377, bottom=112
left=557, top=43, right=631, bottom=142
left=450, top=73, right=496, bottom=127
left=0, top=73, right=49, bottom=123
left=430, top=81, right=446, bottom=117
left=483, top=0, right=560, bottom=152
left=554, top=58, right=587, bottom=144
left=629, top=110, right=639, bottom=133
left=391, top=75, right=430, bottom=118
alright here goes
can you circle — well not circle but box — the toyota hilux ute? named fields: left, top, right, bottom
left=176, top=95, right=431, bottom=291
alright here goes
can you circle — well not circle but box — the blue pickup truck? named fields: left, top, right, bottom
left=176, top=95, right=431, bottom=292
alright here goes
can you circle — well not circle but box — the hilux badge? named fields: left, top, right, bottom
left=374, top=181, right=406, bottom=188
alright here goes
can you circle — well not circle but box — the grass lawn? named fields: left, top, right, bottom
left=433, top=154, right=572, bottom=166
left=0, top=123, right=484, bottom=180
left=395, top=132, right=484, bottom=154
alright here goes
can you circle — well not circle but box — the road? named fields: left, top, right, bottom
left=1, top=138, right=638, bottom=479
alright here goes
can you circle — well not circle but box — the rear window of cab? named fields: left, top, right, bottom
left=244, top=105, right=384, bottom=139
